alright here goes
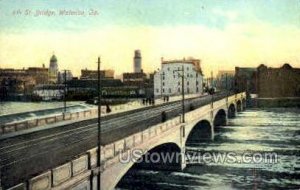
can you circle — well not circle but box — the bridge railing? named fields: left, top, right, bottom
left=100, top=114, right=182, bottom=169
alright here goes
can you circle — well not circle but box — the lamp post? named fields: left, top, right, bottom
left=97, top=57, right=102, bottom=190
left=173, top=65, right=185, bottom=123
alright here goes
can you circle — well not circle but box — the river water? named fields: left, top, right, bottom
left=117, top=108, right=300, bottom=189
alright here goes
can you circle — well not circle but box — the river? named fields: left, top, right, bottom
left=117, top=108, right=300, bottom=189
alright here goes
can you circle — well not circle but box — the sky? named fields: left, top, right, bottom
left=0, top=0, right=300, bottom=77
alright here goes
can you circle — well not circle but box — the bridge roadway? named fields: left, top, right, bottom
left=0, top=92, right=230, bottom=188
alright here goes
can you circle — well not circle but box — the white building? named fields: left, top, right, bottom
left=154, top=58, right=204, bottom=97
left=33, top=84, right=64, bottom=100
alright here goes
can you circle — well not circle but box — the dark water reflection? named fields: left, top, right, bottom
left=117, top=108, right=300, bottom=190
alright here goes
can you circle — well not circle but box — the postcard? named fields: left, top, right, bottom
left=0, top=1, right=299, bottom=190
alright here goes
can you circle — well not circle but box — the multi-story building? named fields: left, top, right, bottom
left=27, top=66, right=49, bottom=84
left=122, top=72, right=147, bottom=87
left=235, top=63, right=300, bottom=97
left=154, top=58, right=204, bottom=97
left=0, top=66, right=49, bottom=99
left=257, top=63, right=300, bottom=97
left=33, top=84, right=64, bottom=101
left=80, top=69, right=114, bottom=79
left=216, top=70, right=235, bottom=91
left=234, top=67, right=257, bottom=94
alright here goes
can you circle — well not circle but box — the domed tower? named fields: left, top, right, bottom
left=48, top=54, right=59, bottom=83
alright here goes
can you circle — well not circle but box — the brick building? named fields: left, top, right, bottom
left=0, top=66, right=49, bottom=99
left=257, top=63, right=300, bottom=97
left=235, top=63, right=300, bottom=97
left=234, top=67, right=257, bottom=94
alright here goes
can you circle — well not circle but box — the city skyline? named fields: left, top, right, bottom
left=0, top=0, right=300, bottom=77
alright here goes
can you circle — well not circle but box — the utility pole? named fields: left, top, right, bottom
left=174, top=65, right=185, bottom=123
left=226, top=73, right=228, bottom=96
left=181, top=65, right=185, bottom=123
left=211, top=71, right=213, bottom=105
left=97, top=57, right=101, bottom=190
left=64, top=70, right=67, bottom=113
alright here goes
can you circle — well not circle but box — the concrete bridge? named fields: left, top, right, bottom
left=100, top=92, right=246, bottom=190
left=4, top=92, right=246, bottom=190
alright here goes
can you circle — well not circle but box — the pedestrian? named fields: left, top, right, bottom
left=106, top=103, right=111, bottom=113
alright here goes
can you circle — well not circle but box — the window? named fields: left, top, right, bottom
left=162, top=88, right=165, bottom=93
left=187, top=81, right=189, bottom=86
left=156, top=89, right=159, bottom=93
left=178, top=88, right=180, bottom=92
left=196, top=73, right=198, bottom=78
left=178, top=81, right=180, bottom=85
left=167, top=67, right=170, bottom=71
left=196, top=81, right=199, bottom=85
left=162, top=76, right=165, bottom=80
left=169, top=88, right=171, bottom=93
left=162, top=82, right=165, bottom=86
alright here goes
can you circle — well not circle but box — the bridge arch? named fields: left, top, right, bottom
left=213, top=109, right=227, bottom=128
left=185, top=120, right=212, bottom=145
left=115, top=142, right=182, bottom=189
left=236, top=100, right=242, bottom=112
left=228, top=103, right=236, bottom=118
